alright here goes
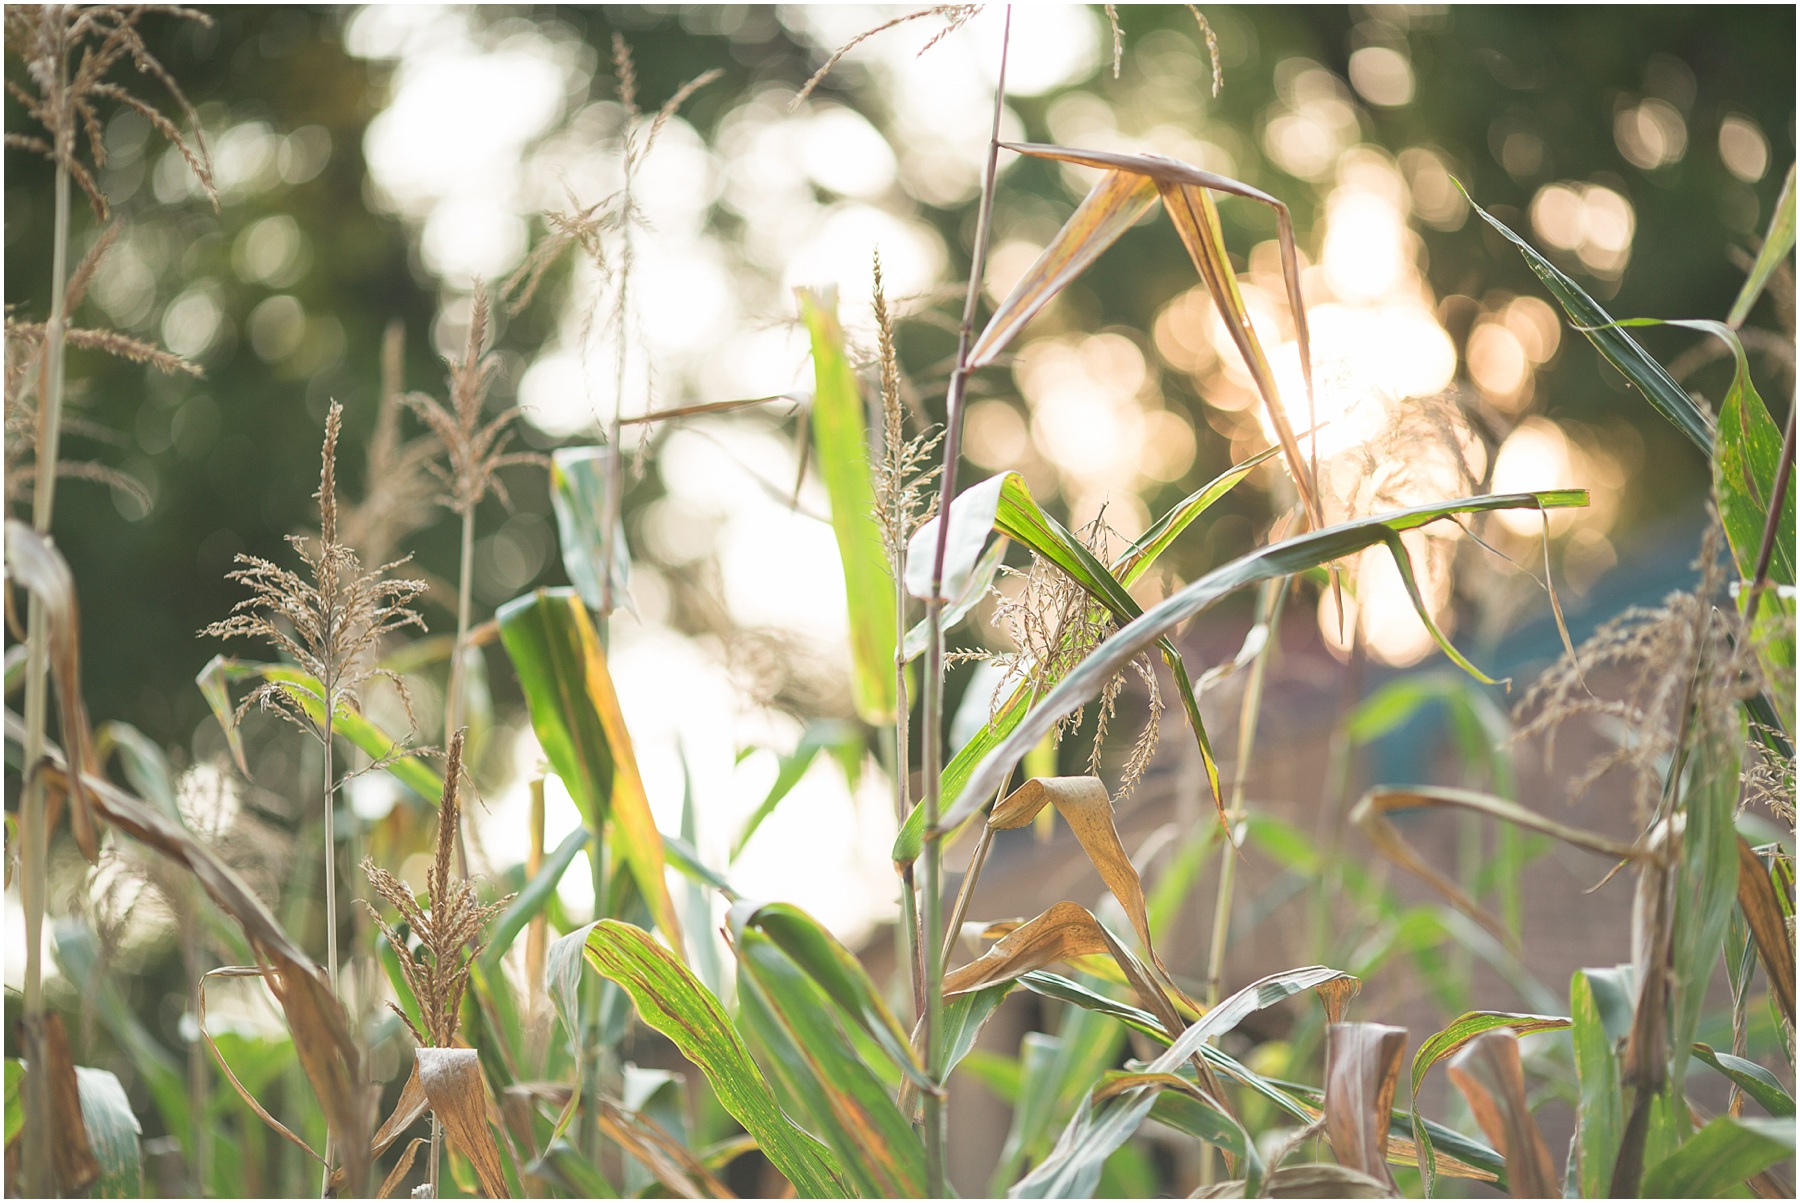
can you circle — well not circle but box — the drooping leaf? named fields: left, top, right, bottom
left=73, top=1067, right=139, bottom=1199
left=1691, top=1044, right=1795, bottom=1118
left=195, top=656, right=441, bottom=802
left=1015, top=965, right=1353, bottom=1198
left=1735, top=837, right=1796, bottom=1025
left=945, top=491, right=1586, bottom=830
left=1728, top=162, right=1796, bottom=328
left=1446, top=1032, right=1560, bottom=1199
left=497, top=588, right=682, bottom=958
left=901, top=535, right=1009, bottom=662
left=968, top=168, right=1159, bottom=368
left=1463, top=191, right=1713, bottom=455
left=4, top=520, right=97, bottom=859
left=797, top=287, right=897, bottom=724
left=1640, top=1114, right=1796, bottom=1198
left=29, top=753, right=367, bottom=1191
left=1352, top=786, right=1647, bottom=955
left=732, top=721, right=861, bottom=861
left=1324, top=1022, right=1406, bottom=1193
left=730, top=922, right=925, bottom=1198
left=988, top=776, right=1173, bottom=985
left=416, top=1048, right=511, bottom=1199
left=943, top=901, right=1185, bottom=1043
left=1406, top=1011, right=1569, bottom=1193
left=1002, top=144, right=1322, bottom=530
left=580, top=920, right=846, bottom=1197
left=594, top=1094, right=732, bottom=1199
left=550, top=446, right=631, bottom=615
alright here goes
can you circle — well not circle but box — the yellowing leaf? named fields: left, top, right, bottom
left=967, top=169, right=1158, bottom=369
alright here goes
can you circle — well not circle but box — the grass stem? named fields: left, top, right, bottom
left=919, top=9, right=1012, bottom=1193
left=20, top=35, right=72, bottom=1195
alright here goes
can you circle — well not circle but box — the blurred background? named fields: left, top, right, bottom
left=5, top=4, right=1794, bottom=1190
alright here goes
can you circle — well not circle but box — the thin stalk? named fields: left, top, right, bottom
left=446, top=506, right=476, bottom=884
left=1743, top=399, right=1795, bottom=627
left=919, top=10, right=1011, bottom=1194
left=580, top=828, right=608, bottom=1161
left=20, top=29, right=71, bottom=1197
left=940, top=823, right=994, bottom=967
left=181, top=895, right=210, bottom=1195
left=318, top=710, right=338, bottom=1199
left=893, top=550, right=923, bottom=1027
left=1204, top=580, right=1284, bottom=1007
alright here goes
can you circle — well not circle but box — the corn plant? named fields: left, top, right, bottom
left=3, top=7, right=1793, bottom=1201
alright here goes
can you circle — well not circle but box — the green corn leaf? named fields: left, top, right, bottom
left=195, top=656, right=442, bottom=803
left=901, top=535, right=1009, bottom=662
left=894, top=447, right=1277, bottom=862
left=4, top=1060, right=20, bottom=1146
left=1114, top=443, right=1284, bottom=587
left=550, top=446, right=630, bottom=614
left=1571, top=967, right=1630, bottom=1198
left=730, top=924, right=925, bottom=1197
left=946, top=490, right=1587, bottom=831
left=1641, top=1114, right=1796, bottom=1197
left=728, top=901, right=927, bottom=1088
left=1690, top=1043, right=1795, bottom=1118
left=798, top=288, right=897, bottom=725
left=1606, top=318, right=1794, bottom=587
left=1463, top=190, right=1714, bottom=455
left=1016, top=966, right=1349, bottom=1198
left=1407, top=1011, right=1570, bottom=1194
left=479, top=828, right=585, bottom=974
left=1728, top=163, right=1796, bottom=328
left=732, top=721, right=861, bottom=862
left=75, top=1067, right=142, bottom=1199
left=581, top=919, right=847, bottom=1197
left=498, top=587, right=683, bottom=959
left=1670, top=714, right=1744, bottom=1111
left=899, top=470, right=1243, bottom=859
left=989, top=1033, right=1066, bottom=1195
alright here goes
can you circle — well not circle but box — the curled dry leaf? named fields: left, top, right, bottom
left=27, top=748, right=367, bottom=1192
left=1001, top=142, right=1322, bottom=531
left=1324, top=1022, right=1407, bottom=1194
left=199, top=967, right=326, bottom=1167
left=4, top=520, right=97, bottom=860
left=28, top=1012, right=99, bottom=1196
left=1735, top=836, right=1796, bottom=1024
left=416, top=1048, right=510, bottom=1199
left=966, top=169, right=1158, bottom=369
left=376, top=1136, right=428, bottom=1199
left=942, top=900, right=1185, bottom=1044
left=1445, top=1032, right=1561, bottom=1199
left=986, top=776, right=1187, bottom=999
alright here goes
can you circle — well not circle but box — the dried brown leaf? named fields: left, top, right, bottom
left=966, top=169, right=1158, bottom=370
left=25, top=1012, right=100, bottom=1195
left=416, top=1047, right=510, bottom=1198
left=1445, top=1032, right=1560, bottom=1199
left=1323, top=1022, right=1406, bottom=1195
left=1736, top=836, right=1796, bottom=1024
left=4, top=520, right=96, bottom=860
